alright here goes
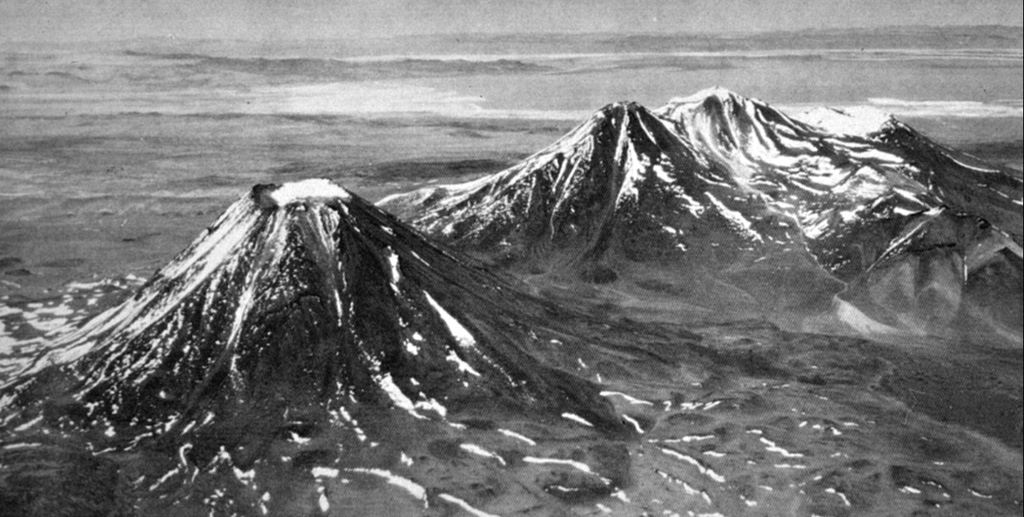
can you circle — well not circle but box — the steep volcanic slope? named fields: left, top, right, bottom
left=0, top=179, right=644, bottom=515
left=379, top=89, right=1023, bottom=337
left=380, top=100, right=813, bottom=286
left=4, top=180, right=623, bottom=429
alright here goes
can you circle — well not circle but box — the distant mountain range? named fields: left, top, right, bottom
left=380, top=88, right=1023, bottom=339
left=9, top=25, right=1019, bottom=54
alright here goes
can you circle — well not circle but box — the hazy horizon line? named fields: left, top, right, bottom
left=3, top=23, right=1022, bottom=45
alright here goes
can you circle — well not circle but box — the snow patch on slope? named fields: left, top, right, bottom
left=705, top=193, right=763, bottom=242
left=796, top=107, right=892, bottom=137
left=832, top=298, right=899, bottom=335
left=423, top=292, right=476, bottom=348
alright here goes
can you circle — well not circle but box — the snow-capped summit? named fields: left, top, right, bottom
left=2, top=180, right=627, bottom=438
left=660, top=87, right=799, bottom=127
left=381, top=90, right=1023, bottom=337
left=264, top=177, right=353, bottom=206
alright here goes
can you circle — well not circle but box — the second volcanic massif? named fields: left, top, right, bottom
left=1, top=89, right=1022, bottom=516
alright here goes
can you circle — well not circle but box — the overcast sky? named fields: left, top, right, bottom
left=1, top=0, right=1022, bottom=42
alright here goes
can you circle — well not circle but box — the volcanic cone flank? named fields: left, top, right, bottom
left=4, top=179, right=624, bottom=434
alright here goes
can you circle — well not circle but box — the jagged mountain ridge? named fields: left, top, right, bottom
left=379, top=89, right=1023, bottom=335
left=2, top=180, right=626, bottom=435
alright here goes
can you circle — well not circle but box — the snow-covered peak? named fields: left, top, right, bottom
left=571, top=101, right=648, bottom=135
left=658, top=88, right=788, bottom=125
left=599, top=100, right=645, bottom=114
left=267, top=179, right=352, bottom=207
left=6, top=180, right=628, bottom=437
left=656, top=87, right=805, bottom=139
left=795, top=107, right=895, bottom=137
left=666, top=87, right=750, bottom=107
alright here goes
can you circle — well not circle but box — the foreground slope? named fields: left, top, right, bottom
left=2, top=183, right=1019, bottom=517
left=380, top=89, right=1024, bottom=338
left=0, top=179, right=642, bottom=515
left=4, top=180, right=623, bottom=430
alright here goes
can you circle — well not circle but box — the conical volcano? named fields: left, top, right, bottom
left=3, top=180, right=624, bottom=434
left=379, top=100, right=797, bottom=284
left=380, top=89, right=1023, bottom=337
left=3, top=179, right=696, bottom=517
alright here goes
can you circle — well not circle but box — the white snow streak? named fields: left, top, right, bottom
left=312, top=467, right=339, bottom=479
left=438, top=494, right=499, bottom=517
left=375, top=374, right=426, bottom=419
left=460, top=444, right=506, bottom=465
left=561, top=413, right=594, bottom=427
left=705, top=192, right=763, bottom=242
left=524, top=457, right=602, bottom=478
left=600, top=391, right=654, bottom=406
left=387, top=249, right=401, bottom=287
left=348, top=468, right=427, bottom=505
left=498, top=429, right=537, bottom=446
left=424, top=292, right=476, bottom=348
left=622, top=415, right=645, bottom=434
left=446, top=351, right=482, bottom=377
left=660, top=448, right=726, bottom=483
left=760, top=437, right=805, bottom=458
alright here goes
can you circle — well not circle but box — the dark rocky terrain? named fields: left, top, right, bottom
left=1, top=179, right=1020, bottom=517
